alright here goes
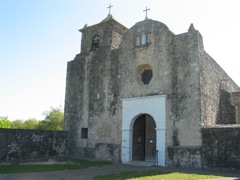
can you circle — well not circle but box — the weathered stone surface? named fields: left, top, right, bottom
left=95, top=143, right=120, bottom=162
left=0, top=129, right=68, bottom=161
left=202, top=127, right=240, bottom=170
left=167, top=146, right=202, bottom=168
left=199, top=51, right=240, bottom=126
left=64, top=14, right=240, bottom=169
left=64, top=16, right=127, bottom=161
left=231, top=91, right=240, bottom=124
left=217, top=90, right=236, bottom=124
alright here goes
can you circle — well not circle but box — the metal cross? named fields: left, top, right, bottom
left=143, top=6, right=150, bottom=19
left=107, top=4, right=113, bottom=14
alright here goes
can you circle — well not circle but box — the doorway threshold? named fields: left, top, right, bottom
left=125, top=161, right=156, bottom=167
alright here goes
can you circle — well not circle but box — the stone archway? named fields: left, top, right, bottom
left=132, top=114, right=156, bottom=162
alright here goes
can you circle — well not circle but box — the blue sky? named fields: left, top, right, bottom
left=1, top=0, right=240, bottom=120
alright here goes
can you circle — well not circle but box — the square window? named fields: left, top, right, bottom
left=81, top=128, right=88, bottom=139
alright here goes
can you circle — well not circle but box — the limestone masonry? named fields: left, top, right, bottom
left=0, top=129, right=67, bottom=160
left=64, top=13, right=240, bottom=169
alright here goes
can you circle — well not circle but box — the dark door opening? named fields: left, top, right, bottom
left=132, top=114, right=156, bottom=161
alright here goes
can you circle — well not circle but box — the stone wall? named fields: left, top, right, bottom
left=64, top=16, right=126, bottom=160
left=200, top=52, right=240, bottom=126
left=64, top=54, right=86, bottom=155
left=202, top=127, right=240, bottom=170
left=167, top=146, right=202, bottom=168
left=65, top=18, right=205, bottom=164
left=69, top=143, right=120, bottom=162
left=95, top=143, right=120, bottom=162
left=169, top=27, right=203, bottom=148
left=0, top=129, right=68, bottom=161
left=64, top=15, right=240, bottom=168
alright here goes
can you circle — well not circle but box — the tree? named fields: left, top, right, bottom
left=0, top=116, right=11, bottom=128
left=24, top=118, right=39, bottom=129
left=11, top=120, right=25, bottom=129
left=38, top=107, right=64, bottom=131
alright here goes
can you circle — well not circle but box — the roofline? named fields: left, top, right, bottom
left=79, top=17, right=128, bottom=33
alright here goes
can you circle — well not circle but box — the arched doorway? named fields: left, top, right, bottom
left=121, top=95, right=166, bottom=166
left=132, top=114, right=156, bottom=162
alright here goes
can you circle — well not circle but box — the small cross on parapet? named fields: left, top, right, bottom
left=143, top=6, right=150, bottom=20
left=107, top=4, right=113, bottom=14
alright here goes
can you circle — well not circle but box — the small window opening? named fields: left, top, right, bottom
left=81, top=128, right=88, bottom=139
left=141, top=69, right=152, bottom=84
left=92, top=34, right=100, bottom=51
left=141, top=34, right=147, bottom=45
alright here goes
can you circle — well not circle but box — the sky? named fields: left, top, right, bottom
left=0, top=0, right=240, bottom=120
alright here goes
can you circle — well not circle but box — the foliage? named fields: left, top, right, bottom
left=0, top=116, right=11, bottom=128
left=11, top=120, right=25, bottom=129
left=93, top=171, right=225, bottom=180
left=1, top=107, right=64, bottom=130
left=0, top=158, right=111, bottom=174
left=24, top=118, right=39, bottom=129
left=38, top=107, right=64, bottom=131
left=11, top=119, right=39, bottom=129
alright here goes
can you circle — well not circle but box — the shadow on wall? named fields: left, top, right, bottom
left=216, top=89, right=236, bottom=124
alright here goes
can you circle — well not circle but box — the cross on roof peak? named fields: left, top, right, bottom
left=107, top=4, right=113, bottom=14
left=143, top=6, right=150, bottom=20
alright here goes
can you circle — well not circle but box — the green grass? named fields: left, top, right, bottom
left=0, top=158, right=111, bottom=174
left=93, top=171, right=225, bottom=180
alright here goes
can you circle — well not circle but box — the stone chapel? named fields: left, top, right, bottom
left=64, top=11, right=240, bottom=169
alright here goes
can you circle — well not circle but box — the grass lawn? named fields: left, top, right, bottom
left=0, top=157, right=111, bottom=174
left=93, top=171, right=225, bottom=180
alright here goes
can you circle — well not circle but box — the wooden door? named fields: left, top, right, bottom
left=132, top=114, right=156, bottom=161
left=132, top=115, right=145, bottom=160
left=145, top=115, right=156, bottom=161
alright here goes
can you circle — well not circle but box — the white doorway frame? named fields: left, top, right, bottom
left=121, top=95, right=166, bottom=166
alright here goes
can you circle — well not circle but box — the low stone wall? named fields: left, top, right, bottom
left=202, top=127, right=240, bottom=170
left=0, top=128, right=68, bottom=161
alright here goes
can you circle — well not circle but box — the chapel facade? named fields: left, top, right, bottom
left=64, top=13, right=240, bottom=168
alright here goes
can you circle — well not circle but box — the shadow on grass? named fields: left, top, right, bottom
left=93, top=170, right=228, bottom=180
